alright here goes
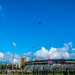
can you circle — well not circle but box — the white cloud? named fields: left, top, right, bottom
left=11, top=54, right=19, bottom=64
left=23, top=52, right=32, bottom=56
left=1, top=52, right=31, bottom=65
left=13, top=59, right=19, bottom=64
left=67, top=42, right=72, bottom=47
left=34, top=47, right=49, bottom=59
left=72, top=48, right=75, bottom=51
left=4, top=52, right=19, bottom=64
left=0, top=52, right=4, bottom=60
left=0, top=42, right=74, bottom=65
left=34, top=42, right=73, bottom=59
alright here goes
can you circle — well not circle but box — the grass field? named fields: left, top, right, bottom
left=0, top=73, right=66, bottom=75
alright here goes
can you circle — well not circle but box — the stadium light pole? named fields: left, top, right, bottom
left=12, top=42, right=16, bottom=71
left=32, top=46, right=34, bottom=74
left=0, top=52, right=4, bottom=71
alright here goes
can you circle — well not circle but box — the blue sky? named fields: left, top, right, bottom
left=0, top=0, right=75, bottom=63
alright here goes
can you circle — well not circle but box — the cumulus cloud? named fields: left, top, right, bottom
left=4, top=52, right=19, bottom=64
left=1, top=51, right=31, bottom=65
left=34, top=42, right=74, bottom=59
left=0, top=42, right=75, bottom=65
left=13, top=59, right=19, bottom=64
left=0, top=52, right=4, bottom=60
left=34, top=47, right=49, bottom=59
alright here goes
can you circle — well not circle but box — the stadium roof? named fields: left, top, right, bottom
left=25, top=59, right=75, bottom=65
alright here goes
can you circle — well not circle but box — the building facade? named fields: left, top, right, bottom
left=19, top=56, right=29, bottom=68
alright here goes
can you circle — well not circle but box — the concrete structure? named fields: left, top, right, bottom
left=24, top=59, right=75, bottom=72
left=19, top=56, right=29, bottom=68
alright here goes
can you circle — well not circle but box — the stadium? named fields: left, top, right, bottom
left=23, top=59, right=75, bottom=75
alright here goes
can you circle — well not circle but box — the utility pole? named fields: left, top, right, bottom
left=0, top=52, right=4, bottom=72
left=12, top=42, right=16, bottom=71
left=32, top=46, right=34, bottom=75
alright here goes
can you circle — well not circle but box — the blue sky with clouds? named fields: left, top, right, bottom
left=0, top=0, right=75, bottom=64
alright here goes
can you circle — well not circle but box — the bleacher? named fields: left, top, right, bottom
left=24, top=65, right=32, bottom=70
left=24, top=59, right=75, bottom=75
